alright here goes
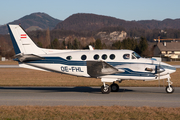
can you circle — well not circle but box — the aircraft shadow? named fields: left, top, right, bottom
left=0, top=87, right=133, bottom=94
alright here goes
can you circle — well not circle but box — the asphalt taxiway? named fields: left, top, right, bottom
left=0, top=87, right=179, bottom=107
left=0, top=65, right=19, bottom=68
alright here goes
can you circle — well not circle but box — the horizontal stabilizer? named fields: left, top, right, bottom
left=14, top=53, right=44, bottom=62
left=87, top=61, right=123, bottom=77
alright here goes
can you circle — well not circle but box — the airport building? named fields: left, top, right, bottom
left=154, top=41, right=180, bottom=61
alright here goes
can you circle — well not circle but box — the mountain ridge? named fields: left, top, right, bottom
left=54, top=13, right=180, bottom=31
left=54, top=13, right=143, bottom=31
left=1, top=12, right=180, bottom=35
left=0, top=12, right=62, bottom=34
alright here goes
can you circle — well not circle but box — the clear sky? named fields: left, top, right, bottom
left=0, top=0, right=180, bottom=25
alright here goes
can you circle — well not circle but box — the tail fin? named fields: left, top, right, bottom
left=7, top=24, right=45, bottom=55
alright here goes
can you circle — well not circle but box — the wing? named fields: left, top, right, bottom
left=86, top=61, right=124, bottom=77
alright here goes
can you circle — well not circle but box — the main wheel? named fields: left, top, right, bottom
left=101, top=84, right=111, bottom=94
left=110, top=83, right=119, bottom=92
left=165, top=85, right=174, bottom=93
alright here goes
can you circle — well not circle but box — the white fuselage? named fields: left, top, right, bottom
left=20, top=49, right=176, bottom=82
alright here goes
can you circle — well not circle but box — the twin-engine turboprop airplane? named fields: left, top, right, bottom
left=7, top=24, right=176, bottom=94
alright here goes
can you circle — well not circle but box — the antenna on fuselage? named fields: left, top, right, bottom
left=89, top=45, right=94, bottom=50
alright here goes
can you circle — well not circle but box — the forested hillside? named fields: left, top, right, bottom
left=54, top=13, right=143, bottom=31
left=54, top=13, right=180, bottom=41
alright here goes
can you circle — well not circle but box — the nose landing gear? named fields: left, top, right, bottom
left=166, top=77, right=174, bottom=93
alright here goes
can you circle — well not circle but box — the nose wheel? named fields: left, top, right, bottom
left=166, top=85, right=174, bottom=93
left=166, top=76, right=174, bottom=93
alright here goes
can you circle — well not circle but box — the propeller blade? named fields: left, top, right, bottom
left=155, top=66, right=165, bottom=74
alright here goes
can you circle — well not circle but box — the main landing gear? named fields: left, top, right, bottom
left=101, top=82, right=119, bottom=94
left=165, top=77, right=174, bottom=93
left=110, top=83, right=119, bottom=92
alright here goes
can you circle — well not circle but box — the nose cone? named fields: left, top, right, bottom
left=168, top=65, right=176, bottom=74
left=170, top=65, right=176, bottom=73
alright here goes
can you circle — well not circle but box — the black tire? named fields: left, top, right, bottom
left=101, top=84, right=111, bottom=94
left=110, top=83, right=119, bottom=92
left=165, top=85, right=174, bottom=93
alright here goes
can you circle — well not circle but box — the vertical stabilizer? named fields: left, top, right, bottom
left=7, top=24, right=45, bottom=55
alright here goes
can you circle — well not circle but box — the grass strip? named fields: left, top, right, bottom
left=0, top=68, right=180, bottom=87
left=0, top=61, right=18, bottom=65
left=0, top=106, right=180, bottom=120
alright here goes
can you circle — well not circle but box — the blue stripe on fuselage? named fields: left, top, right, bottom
left=25, top=57, right=86, bottom=66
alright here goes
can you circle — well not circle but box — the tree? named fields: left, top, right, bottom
left=67, top=41, right=72, bottom=49
left=121, top=38, right=132, bottom=49
left=45, top=28, right=51, bottom=47
left=112, top=38, right=138, bottom=50
left=72, top=39, right=80, bottom=49
left=112, top=41, right=121, bottom=49
left=95, top=39, right=102, bottom=49
left=61, top=40, right=66, bottom=49
left=51, top=38, right=60, bottom=49
left=138, top=37, right=148, bottom=56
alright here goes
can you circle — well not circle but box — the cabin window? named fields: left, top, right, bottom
left=110, top=54, right=115, bottom=60
left=123, top=54, right=130, bottom=59
left=66, top=56, right=72, bottom=60
left=94, top=54, right=99, bottom=60
left=81, top=55, right=87, bottom=60
left=102, top=54, right=107, bottom=60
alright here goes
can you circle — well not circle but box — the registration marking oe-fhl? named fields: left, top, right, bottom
left=60, top=66, right=84, bottom=72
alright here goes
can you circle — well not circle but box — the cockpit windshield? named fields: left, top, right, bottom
left=132, top=52, right=141, bottom=59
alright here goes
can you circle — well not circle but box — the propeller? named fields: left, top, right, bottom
left=155, top=62, right=165, bottom=87
left=158, top=63, right=160, bottom=87
left=145, top=62, right=165, bottom=87
left=155, top=65, right=165, bottom=74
